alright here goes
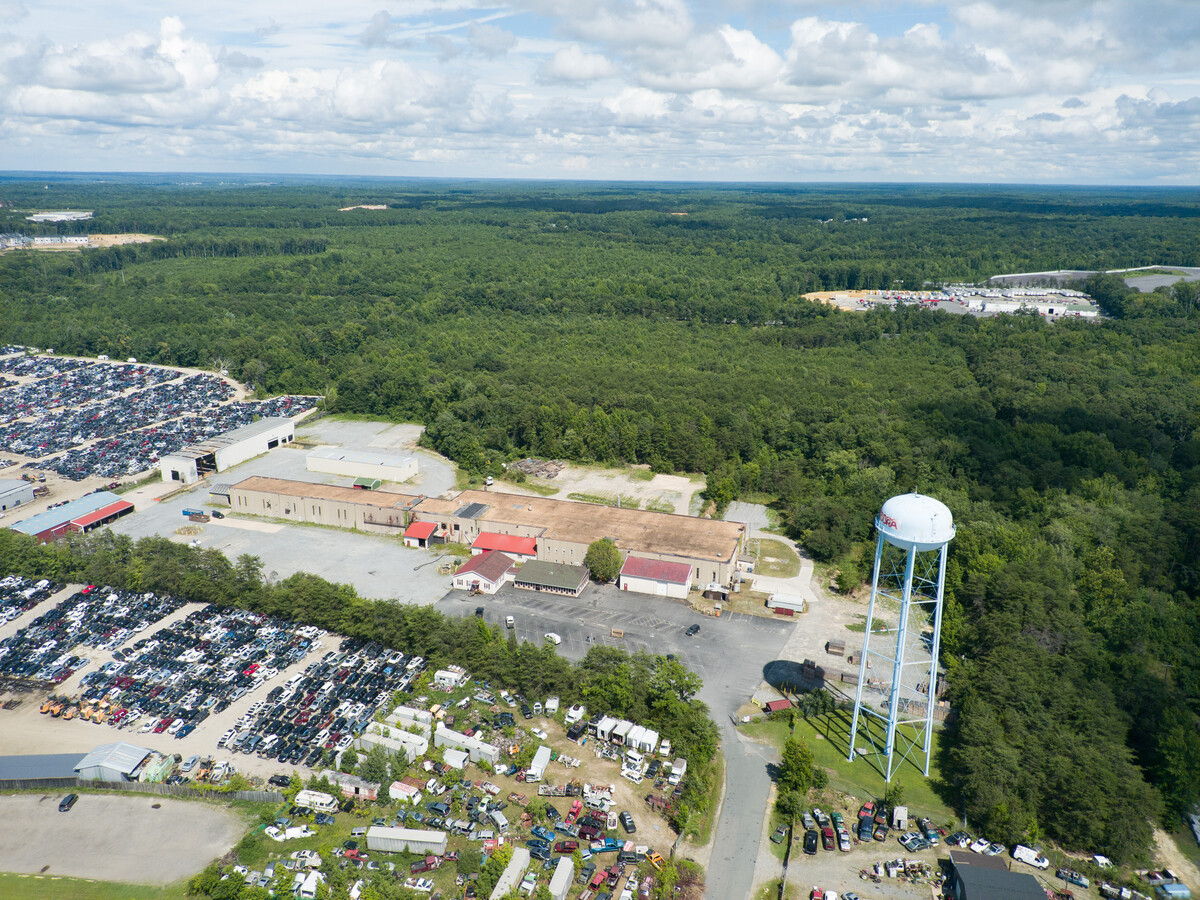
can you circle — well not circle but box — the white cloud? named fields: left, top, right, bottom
left=0, top=2, right=1196, bottom=182
left=541, top=44, right=618, bottom=82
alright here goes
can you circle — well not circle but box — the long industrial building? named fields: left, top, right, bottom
left=10, top=490, right=133, bottom=543
left=228, top=476, right=420, bottom=535
left=225, top=478, right=746, bottom=587
left=160, top=417, right=295, bottom=484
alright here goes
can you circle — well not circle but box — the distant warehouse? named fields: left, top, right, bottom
left=306, top=446, right=417, bottom=483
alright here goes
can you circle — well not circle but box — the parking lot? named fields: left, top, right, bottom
left=0, top=793, right=246, bottom=882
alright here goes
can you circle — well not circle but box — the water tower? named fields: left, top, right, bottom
left=847, top=493, right=955, bottom=781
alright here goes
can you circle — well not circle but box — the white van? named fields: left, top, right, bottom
left=506, top=616, right=515, bottom=629
left=1012, top=845, right=1050, bottom=869
left=489, top=809, right=509, bottom=832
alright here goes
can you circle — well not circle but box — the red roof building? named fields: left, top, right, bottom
left=471, top=532, right=537, bottom=559
left=452, top=551, right=517, bottom=594
left=67, top=500, right=134, bottom=534
left=618, top=555, right=694, bottom=599
left=403, top=519, right=438, bottom=548
left=764, top=699, right=793, bottom=714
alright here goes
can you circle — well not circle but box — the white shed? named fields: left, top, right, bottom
left=633, top=728, right=659, bottom=754
left=766, top=592, right=806, bottom=616
left=626, top=725, right=647, bottom=751
left=610, top=720, right=634, bottom=746
left=595, top=716, right=619, bottom=741
left=365, top=825, right=448, bottom=856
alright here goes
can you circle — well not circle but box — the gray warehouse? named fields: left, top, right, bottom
left=74, top=741, right=152, bottom=782
left=0, top=478, right=35, bottom=512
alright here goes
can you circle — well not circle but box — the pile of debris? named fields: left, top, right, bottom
left=509, top=458, right=566, bottom=479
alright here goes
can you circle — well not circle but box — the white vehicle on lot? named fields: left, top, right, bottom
left=543, top=633, right=561, bottom=645
left=1012, top=845, right=1050, bottom=869
left=531, top=728, right=548, bottom=740
left=565, top=704, right=586, bottom=724
left=970, top=838, right=992, bottom=854
left=218, top=728, right=235, bottom=747
left=139, top=718, right=157, bottom=734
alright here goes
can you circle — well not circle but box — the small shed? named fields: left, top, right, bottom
left=766, top=592, right=806, bottom=616
left=403, top=520, right=438, bottom=549
left=353, top=477, right=382, bottom=491
left=764, top=699, right=793, bottom=715
left=611, top=720, right=634, bottom=746
left=443, top=748, right=469, bottom=770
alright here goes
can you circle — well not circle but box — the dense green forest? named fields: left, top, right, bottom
left=2, top=177, right=1200, bottom=861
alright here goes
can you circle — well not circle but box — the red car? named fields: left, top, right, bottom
left=154, top=717, right=173, bottom=734
left=554, top=841, right=579, bottom=854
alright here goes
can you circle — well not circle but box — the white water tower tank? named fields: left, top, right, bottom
left=875, top=493, right=955, bottom=551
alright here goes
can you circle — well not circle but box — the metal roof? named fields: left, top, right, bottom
left=74, top=741, right=151, bottom=776
left=472, top=532, right=537, bottom=556
left=70, top=499, right=134, bottom=529
left=953, top=865, right=1044, bottom=900
left=404, top=520, right=437, bottom=540
left=11, top=491, right=121, bottom=536
left=164, top=417, right=292, bottom=460
left=0, top=753, right=86, bottom=781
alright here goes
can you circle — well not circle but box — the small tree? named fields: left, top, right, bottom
left=776, top=789, right=807, bottom=822
left=777, top=736, right=815, bottom=795
left=584, top=538, right=622, bottom=583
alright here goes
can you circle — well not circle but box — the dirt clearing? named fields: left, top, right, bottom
left=0, top=793, right=245, bottom=883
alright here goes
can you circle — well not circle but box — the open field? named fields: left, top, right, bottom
left=505, top=461, right=705, bottom=516
left=746, top=537, right=802, bottom=579
left=0, top=793, right=245, bottom=883
left=0, top=873, right=186, bottom=900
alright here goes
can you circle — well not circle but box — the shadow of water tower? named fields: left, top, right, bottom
left=847, top=492, right=955, bottom=781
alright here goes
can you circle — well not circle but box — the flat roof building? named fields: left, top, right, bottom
left=306, top=447, right=418, bottom=483
left=416, top=489, right=745, bottom=587
left=0, top=753, right=86, bottom=790
left=160, top=417, right=294, bottom=485
left=229, top=476, right=420, bottom=535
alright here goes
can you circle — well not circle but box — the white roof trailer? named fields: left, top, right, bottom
left=527, top=745, right=552, bottom=782
left=595, top=716, right=618, bottom=741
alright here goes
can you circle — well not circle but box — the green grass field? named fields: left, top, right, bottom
left=743, top=711, right=957, bottom=827
left=746, top=538, right=801, bottom=579
left=0, top=873, right=188, bottom=900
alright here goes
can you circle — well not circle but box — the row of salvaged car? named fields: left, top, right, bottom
left=211, top=643, right=425, bottom=767
left=35, top=394, right=317, bottom=481
left=0, top=584, right=183, bottom=684
left=0, top=576, right=62, bottom=624
left=1, top=373, right=235, bottom=457
left=0, top=362, right=179, bottom=424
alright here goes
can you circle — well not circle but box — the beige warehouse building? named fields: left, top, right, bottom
left=229, top=476, right=420, bottom=535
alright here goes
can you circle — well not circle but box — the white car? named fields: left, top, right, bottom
left=970, top=838, right=992, bottom=853
left=543, top=632, right=562, bottom=645
left=531, top=728, right=548, bottom=740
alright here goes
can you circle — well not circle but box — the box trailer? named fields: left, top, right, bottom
left=365, top=825, right=448, bottom=856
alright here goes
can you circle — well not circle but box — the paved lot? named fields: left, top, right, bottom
left=0, top=793, right=245, bottom=883
left=437, top=583, right=795, bottom=712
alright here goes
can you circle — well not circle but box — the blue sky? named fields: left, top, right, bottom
left=1, top=0, right=1197, bottom=183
